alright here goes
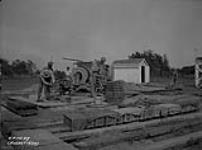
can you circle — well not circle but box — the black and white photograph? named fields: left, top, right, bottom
left=1, top=0, right=202, bottom=150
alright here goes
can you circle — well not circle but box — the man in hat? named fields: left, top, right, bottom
left=58, top=66, right=73, bottom=95
left=90, top=59, right=99, bottom=100
left=171, top=69, right=178, bottom=88
left=37, top=62, right=55, bottom=102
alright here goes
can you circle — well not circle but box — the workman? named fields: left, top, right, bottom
left=90, top=59, right=99, bottom=99
left=37, top=62, right=55, bottom=102
left=99, top=57, right=107, bottom=75
left=65, top=66, right=71, bottom=76
left=171, top=69, right=178, bottom=88
left=59, top=66, right=73, bottom=95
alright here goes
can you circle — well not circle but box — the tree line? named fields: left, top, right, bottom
left=0, top=57, right=67, bottom=80
left=0, top=50, right=194, bottom=79
left=0, top=58, right=37, bottom=77
left=128, top=50, right=171, bottom=77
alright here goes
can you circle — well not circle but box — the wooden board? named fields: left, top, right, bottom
left=8, top=95, right=93, bottom=108
left=100, top=131, right=202, bottom=150
left=73, top=114, right=202, bottom=150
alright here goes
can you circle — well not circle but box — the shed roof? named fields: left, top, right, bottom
left=113, top=58, right=149, bottom=67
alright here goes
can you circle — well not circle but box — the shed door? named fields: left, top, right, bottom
left=114, top=68, right=139, bottom=83
left=141, top=66, right=145, bottom=83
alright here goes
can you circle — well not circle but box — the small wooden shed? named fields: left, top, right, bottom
left=112, top=58, right=150, bottom=83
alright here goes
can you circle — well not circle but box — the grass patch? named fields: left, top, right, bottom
left=2, top=77, right=38, bottom=91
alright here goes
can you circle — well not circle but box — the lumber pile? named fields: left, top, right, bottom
left=6, top=97, right=38, bottom=116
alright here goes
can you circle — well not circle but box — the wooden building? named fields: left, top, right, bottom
left=112, top=58, right=150, bottom=84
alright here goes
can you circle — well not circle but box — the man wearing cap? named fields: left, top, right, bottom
left=37, top=62, right=55, bottom=102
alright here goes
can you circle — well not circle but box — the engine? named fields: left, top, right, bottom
left=57, top=58, right=112, bottom=95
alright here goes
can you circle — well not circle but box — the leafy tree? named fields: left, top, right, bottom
left=0, top=58, right=14, bottom=76
left=128, top=50, right=171, bottom=77
left=179, top=66, right=194, bottom=76
left=12, top=59, right=28, bottom=75
left=0, top=58, right=38, bottom=77
left=26, top=59, right=37, bottom=75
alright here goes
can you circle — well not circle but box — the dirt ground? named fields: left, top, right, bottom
left=2, top=77, right=38, bottom=91
left=1, top=76, right=197, bottom=91
left=1, top=76, right=202, bottom=150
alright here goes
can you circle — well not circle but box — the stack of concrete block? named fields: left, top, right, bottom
left=105, top=80, right=125, bottom=104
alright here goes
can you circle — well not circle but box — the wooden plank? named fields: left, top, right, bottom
left=2, top=109, right=66, bottom=136
left=8, top=97, right=37, bottom=108
left=9, top=95, right=93, bottom=108
left=38, top=142, right=78, bottom=150
left=37, top=102, right=69, bottom=108
left=73, top=117, right=202, bottom=149
left=74, top=119, right=202, bottom=150
left=70, top=99, right=94, bottom=105
left=3, top=103, right=38, bottom=117
left=138, top=131, right=202, bottom=150
left=99, top=131, right=202, bottom=150
left=8, top=96, right=69, bottom=108
left=47, top=125, right=71, bottom=134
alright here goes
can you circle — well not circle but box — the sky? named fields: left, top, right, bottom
left=1, top=0, right=202, bottom=70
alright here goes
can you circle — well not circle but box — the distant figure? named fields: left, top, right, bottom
left=58, top=66, right=72, bottom=95
left=99, top=57, right=107, bottom=75
left=171, top=69, right=178, bottom=87
left=98, top=57, right=108, bottom=94
left=37, top=62, right=55, bottom=102
left=65, top=66, right=71, bottom=76
left=91, top=59, right=99, bottom=100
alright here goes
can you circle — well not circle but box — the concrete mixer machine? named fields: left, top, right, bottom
left=62, top=57, right=112, bottom=95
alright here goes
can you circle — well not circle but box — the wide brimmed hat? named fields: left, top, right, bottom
left=41, top=69, right=52, bottom=78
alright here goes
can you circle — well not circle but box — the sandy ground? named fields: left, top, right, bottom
left=1, top=77, right=202, bottom=150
